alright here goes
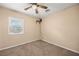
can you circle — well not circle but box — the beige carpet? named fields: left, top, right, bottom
left=0, top=40, right=79, bottom=56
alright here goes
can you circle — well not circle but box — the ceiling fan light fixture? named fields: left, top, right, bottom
left=32, top=5, right=37, bottom=9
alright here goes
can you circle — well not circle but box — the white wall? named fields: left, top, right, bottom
left=0, top=7, right=40, bottom=50
left=41, top=5, right=79, bottom=53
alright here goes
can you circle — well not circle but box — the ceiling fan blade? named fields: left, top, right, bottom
left=30, top=3, right=37, bottom=5
left=45, top=9, right=50, bottom=12
left=35, top=8, right=38, bottom=14
left=24, top=6, right=32, bottom=10
left=39, top=5, right=48, bottom=9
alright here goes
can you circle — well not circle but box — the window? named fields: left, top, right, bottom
left=8, top=17, right=24, bottom=35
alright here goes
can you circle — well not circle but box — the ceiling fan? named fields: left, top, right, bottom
left=24, top=3, right=50, bottom=14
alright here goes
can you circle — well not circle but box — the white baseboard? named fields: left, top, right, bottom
left=0, top=39, right=39, bottom=51
left=42, top=39, right=79, bottom=54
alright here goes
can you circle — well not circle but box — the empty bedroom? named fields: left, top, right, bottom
left=0, top=3, right=79, bottom=56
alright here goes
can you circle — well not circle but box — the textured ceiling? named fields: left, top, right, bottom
left=0, top=3, right=77, bottom=18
